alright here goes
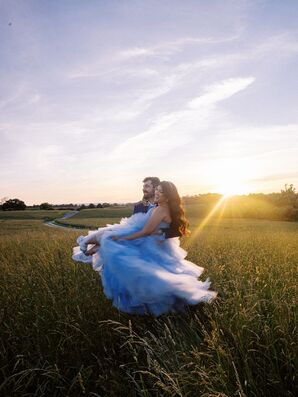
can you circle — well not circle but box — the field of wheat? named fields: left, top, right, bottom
left=0, top=209, right=297, bottom=396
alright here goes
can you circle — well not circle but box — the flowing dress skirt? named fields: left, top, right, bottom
left=72, top=211, right=217, bottom=316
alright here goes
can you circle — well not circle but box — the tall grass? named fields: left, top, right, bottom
left=0, top=218, right=297, bottom=396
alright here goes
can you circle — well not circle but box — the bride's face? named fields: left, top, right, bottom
left=154, top=185, right=168, bottom=204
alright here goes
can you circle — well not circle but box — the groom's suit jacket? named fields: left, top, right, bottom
left=133, top=201, right=152, bottom=214
left=133, top=201, right=180, bottom=239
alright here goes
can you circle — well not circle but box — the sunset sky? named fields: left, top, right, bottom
left=1, top=0, right=298, bottom=205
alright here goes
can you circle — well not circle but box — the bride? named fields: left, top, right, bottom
left=72, top=181, right=217, bottom=316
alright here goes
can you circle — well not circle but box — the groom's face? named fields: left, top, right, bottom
left=143, top=180, right=155, bottom=200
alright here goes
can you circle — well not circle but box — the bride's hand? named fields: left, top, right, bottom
left=111, top=236, right=126, bottom=242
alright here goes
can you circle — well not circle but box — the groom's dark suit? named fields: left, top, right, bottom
left=133, top=201, right=152, bottom=214
left=133, top=201, right=180, bottom=239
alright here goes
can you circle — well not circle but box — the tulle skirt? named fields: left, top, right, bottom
left=72, top=211, right=217, bottom=316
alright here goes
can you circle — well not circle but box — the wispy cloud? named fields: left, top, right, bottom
left=0, top=84, right=41, bottom=111
left=110, top=77, right=255, bottom=163
left=67, top=34, right=239, bottom=80
left=67, top=30, right=298, bottom=83
left=117, top=34, right=240, bottom=60
left=188, top=77, right=255, bottom=108
left=249, top=171, right=298, bottom=183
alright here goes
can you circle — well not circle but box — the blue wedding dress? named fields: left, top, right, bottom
left=72, top=208, right=217, bottom=316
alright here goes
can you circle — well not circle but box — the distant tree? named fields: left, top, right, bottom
left=40, top=202, right=54, bottom=210
left=102, top=202, right=110, bottom=208
left=88, top=203, right=95, bottom=209
left=280, top=184, right=297, bottom=206
left=282, top=183, right=296, bottom=194
left=0, top=197, right=9, bottom=205
left=0, top=197, right=8, bottom=210
left=2, top=198, right=26, bottom=211
left=78, top=204, right=86, bottom=211
left=96, top=203, right=103, bottom=208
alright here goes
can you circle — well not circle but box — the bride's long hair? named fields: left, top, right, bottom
left=159, top=181, right=190, bottom=236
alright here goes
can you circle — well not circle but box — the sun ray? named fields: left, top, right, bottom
left=189, top=195, right=227, bottom=243
left=214, top=195, right=228, bottom=226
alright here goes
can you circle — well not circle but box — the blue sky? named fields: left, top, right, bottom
left=0, top=0, right=298, bottom=204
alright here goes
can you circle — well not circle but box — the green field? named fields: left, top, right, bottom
left=0, top=209, right=68, bottom=220
left=0, top=210, right=297, bottom=396
left=52, top=204, right=245, bottom=229
left=56, top=207, right=133, bottom=229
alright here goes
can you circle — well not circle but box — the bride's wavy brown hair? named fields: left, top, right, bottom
left=159, top=181, right=190, bottom=236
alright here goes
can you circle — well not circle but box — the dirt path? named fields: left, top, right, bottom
left=61, top=211, right=79, bottom=219
left=44, top=211, right=84, bottom=231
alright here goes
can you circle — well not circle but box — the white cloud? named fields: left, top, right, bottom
left=67, top=34, right=239, bottom=80
left=0, top=85, right=41, bottom=111
left=118, top=47, right=156, bottom=59
left=117, top=35, right=240, bottom=60
left=187, top=77, right=255, bottom=109
left=109, top=77, right=256, bottom=163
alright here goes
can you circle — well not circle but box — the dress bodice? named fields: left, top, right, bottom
left=146, top=207, right=170, bottom=231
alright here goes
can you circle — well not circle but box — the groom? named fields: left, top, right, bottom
left=133, top=176, right=160, bottom=214
left=133, top=176, right=180, bottom=239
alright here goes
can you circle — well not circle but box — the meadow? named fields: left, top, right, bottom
left=0, top=208, right=297, bottom=396
left=55, top=207, right=133, bottom=229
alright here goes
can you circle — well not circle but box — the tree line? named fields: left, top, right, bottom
left=183, top=184, right=298, bottom=221
left=0, top=199, right=117, bottom=211
left=1, top=184, right=297, bottom=221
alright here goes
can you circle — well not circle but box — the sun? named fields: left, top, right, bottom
left=207, top=158, right=255, bottom=197
left=217, top=181, right=250, bottom=197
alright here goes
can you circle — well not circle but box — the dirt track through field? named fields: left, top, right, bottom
left=44, top=211, right=82, bottom=231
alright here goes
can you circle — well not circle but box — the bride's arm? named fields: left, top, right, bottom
left=112, top=208, right=165, bottom=241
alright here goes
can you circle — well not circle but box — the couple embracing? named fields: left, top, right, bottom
left=72, top=177, right=217, bottom=316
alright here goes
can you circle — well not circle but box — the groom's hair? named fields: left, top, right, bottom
left=143, top=177, right=160, bottom=188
